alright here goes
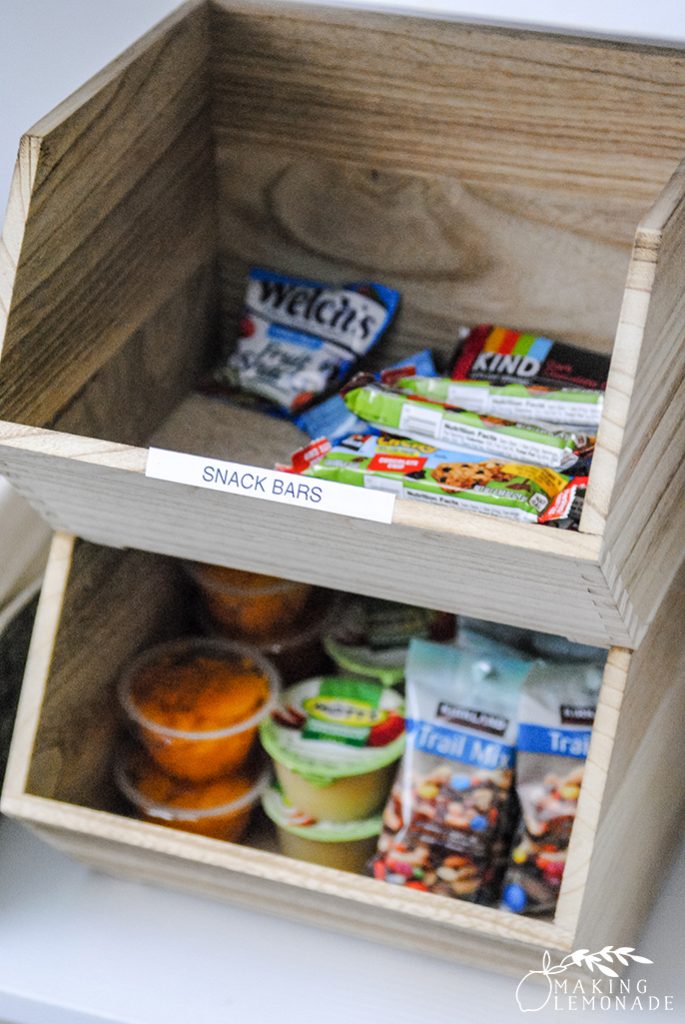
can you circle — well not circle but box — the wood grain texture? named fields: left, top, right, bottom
left=0, top=0, right=683, bottom=647
left=569, top=568, right=685, bottom=951
left=0, top=0, right=215, bottom=427
left=0, top=426, right=634, bottom=646
left=215, top=145, right=635, bottom=361
left=54, top=264, right=218, bottom=445
left=4, top=535, right=681, bottom=972
left=588, top=161, right=685, bottom=632
left=28, top=542, right=187, bottom=809
left=210, top=1, right=685, bottom=201
left=2, top=530, right=573, bottom=972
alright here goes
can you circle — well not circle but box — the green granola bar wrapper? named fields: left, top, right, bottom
left=300, top=432, right=569, bottom=523
left=396, top=375, right=603, bottom=429
left=343, top=379, right=593, bottom=470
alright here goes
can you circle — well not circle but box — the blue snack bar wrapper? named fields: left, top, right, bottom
left=220, top=267, right=400, bottom=414
left=296, top=349, right=437, bottom=444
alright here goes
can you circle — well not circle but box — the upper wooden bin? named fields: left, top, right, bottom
left=0, top=0, right=683, bottom=648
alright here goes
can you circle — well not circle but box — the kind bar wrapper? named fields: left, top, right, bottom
left=398, top=374, right=603, bottom=429
left=218, top=268, right=400, bottom=413
left=369, top=639, right=530, bottom=904
left=343, top=379, right=592, bottom=470
left=294, top=433, right=569, bottom=523
left=501, top=661, right=603, bottom=918
left=452, top=325, right=609, bottom=395
left=296, top=349, right=437, bottom=445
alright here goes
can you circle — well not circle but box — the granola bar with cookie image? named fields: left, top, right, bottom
left=294, top=432, right=569, bottom=523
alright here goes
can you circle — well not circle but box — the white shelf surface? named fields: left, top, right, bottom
left=1, top=2, right=685, bottom=1022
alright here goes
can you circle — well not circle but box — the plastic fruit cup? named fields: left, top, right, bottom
left=262, top=785, right=382, bottom=873
left=115, top=751, right=270, bottom=842
left=201, top=593, right=337, bottom=686
left=259, top=678, right=405, bottom=823
left=271, top=760, right=398, bottom=823
left=118, top=637, right=280, bottom=782
left=183, top=562, right=313, bottom=638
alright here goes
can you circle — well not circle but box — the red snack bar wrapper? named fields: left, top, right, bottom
left=539, top=476, right=588, bottom=530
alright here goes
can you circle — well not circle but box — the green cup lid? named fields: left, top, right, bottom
left=262, top=784, right=382, bottom=842
left=323, top=636, right=407, bottom=688
left=259, top=676, right=405, bottom=785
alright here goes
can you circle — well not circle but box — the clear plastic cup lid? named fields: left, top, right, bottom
left=118, top=636, right=281, bottom=740
left=115, top=759, right=272, bottom=822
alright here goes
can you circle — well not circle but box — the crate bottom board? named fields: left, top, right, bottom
left=8, top=795, right=570, bottom=978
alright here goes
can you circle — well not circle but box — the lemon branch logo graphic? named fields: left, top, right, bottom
left=515, top=947, right=653, bottom=1013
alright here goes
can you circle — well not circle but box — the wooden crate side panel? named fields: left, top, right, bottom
left=214, top=145, right=635, bottom=364
left=53, top=264, right=219, bottom=446
left=0, top=436, right=636, bottom=646
left=210, top=2, right=685, bottom=201
left=593, top=163, right=685, bottom=631
left=553, top=646, right=630, bottom=933
left=3, top=796, right=571, bottom=970
left=571, top=568, right=685, bottom=951
left=1, top=534, right=75, bottom=802
left=0, top=3, right=216, bottom=428
left=25, top=542, right=187, bottom=810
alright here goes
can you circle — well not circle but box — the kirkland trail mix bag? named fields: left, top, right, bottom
left=370, top=639, right=531, bottom=904
left=501, top=660, right=603, bottom=918
left=217, top=268, right=400, bottom=413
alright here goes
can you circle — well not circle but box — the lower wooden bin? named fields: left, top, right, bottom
left=2, top=534, right=684, bottom=976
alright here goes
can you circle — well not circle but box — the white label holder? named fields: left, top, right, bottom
left=145, top=447, right=396, bottom=524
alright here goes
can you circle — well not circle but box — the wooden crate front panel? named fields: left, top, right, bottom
left=568, top=566, right=685, bottom=951
left=9, top=803, right=568, bottom=977
left=0, top=446, right=632, bottom=645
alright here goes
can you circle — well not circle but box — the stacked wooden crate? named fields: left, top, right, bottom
left=0, top=0, right=683, bottom=975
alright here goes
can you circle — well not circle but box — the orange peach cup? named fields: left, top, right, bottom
left=118, top=637, right=280, bottom=782
left=183, top=562, right=313, bottom=638
left=115, top=754, right=270, bottom=842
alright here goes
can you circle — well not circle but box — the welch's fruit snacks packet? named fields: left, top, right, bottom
left=218, top=268, right=400, bottom=414
left=369, top=639, right=531, bottom=904
left=501, top=660, right=603, bottom=918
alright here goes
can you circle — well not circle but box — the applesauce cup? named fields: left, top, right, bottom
left=262, top=785, right=382, bottom=873
left=259, top=677, right=405, bottom=823
left=115, top=751, right=270, bottom=842
left=118, top=637, right=280, bottom=782
left=183, top=562, right=313, bottom=638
